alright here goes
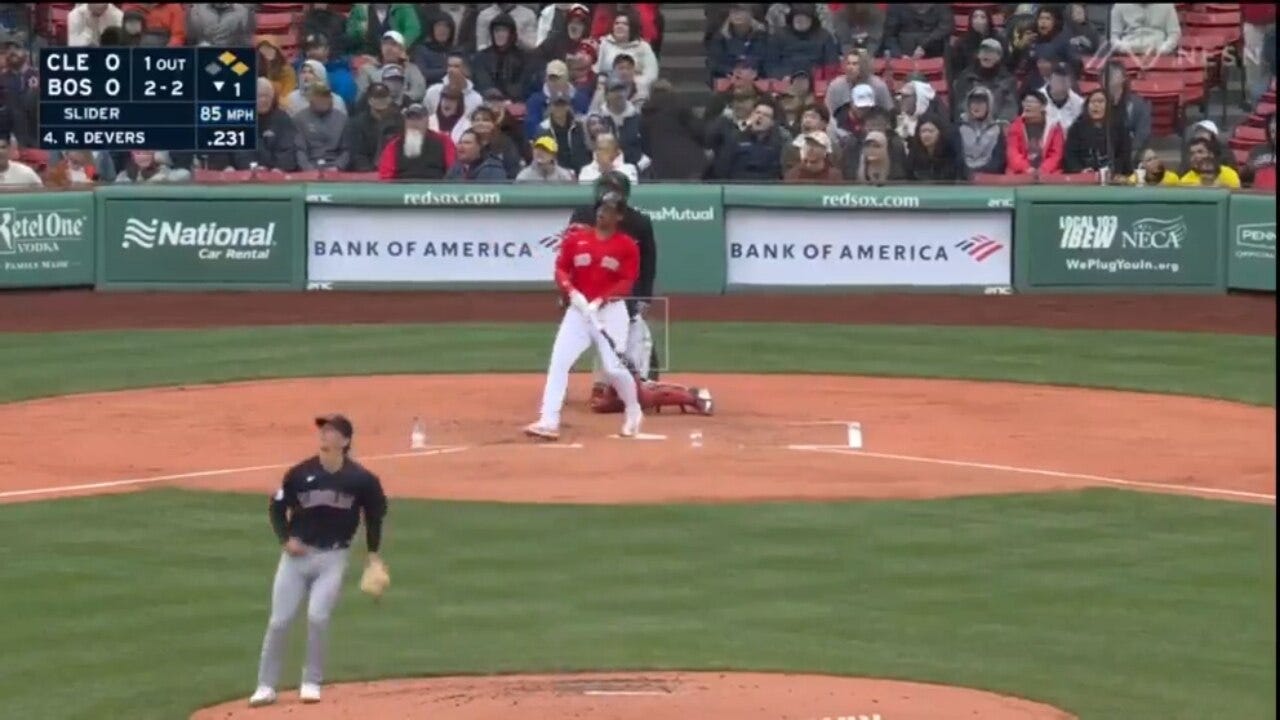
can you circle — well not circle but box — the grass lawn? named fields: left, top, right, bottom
left=0, top=489, right=1272, bottom=720
left=0, top=322, right=1273, bottom=719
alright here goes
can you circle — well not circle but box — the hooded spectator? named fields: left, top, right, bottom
left=120, top=3, right=185, bottom=46
left=424, top=3, right=478, bottom=52
left=68, top=4, right=124, bottom=47
left=883, top=2, right=952, bottom=58
left=346, top=3, right=422, bottom=57
left=952, top=38, right=1018, bottom=122
left=783, top=103, right=836, bottom=170
left=257, top=37, right=297, bottom=103
left=709, top=4, right=771, bottom=79
left=784, top=133, right=842, bottom=183
left=1044, top=63, right=1084, bottom=132
left=768, top=3, right=840, bottom=78
left=1105, top=62, right=1152, bottom=155
left=540, top=4, right=599, bottom=71
left=186, top=3, right=253, bottom=47
left=301, top=3, right=347, bottom=56
left=598, top=78, right=646, bottom=168
left=377, top=102, right=454, bottom=179
left=640, top=79, right=708, bottom=180
left=849, top=130, right=901, bottom=184
left=1179, top=119, right=1234, bottom=172
left=114, top=150, right=190, bottom=183
left=714, top=99, right=785, bottom=180
left=1064, top=3, right=1102, bottom=57
left=412, top=10, right=457, bottom=86
left=829, top=3, right=884, bottom=57
left=595, top=10, right=659, bottom=97
left=286, top=60, right=350, bottom=116
left=592, top=4, right=662, bottom=47
left=824, top=49, right=894, bottom=115
left=357, top=30, right=428, bottom=103
left=1110, top=3, right=1181, bottom=56
left=516, top=134, right=576, bottom=182
left=895, top=80, right=947, bottom=143
left=0, top=138, right=40, bottom=187
left=1006, top=89, right=1064, bottom=175
left=1064, top=89, right=1132, bottom=175
left=473, top=13, right=534, bottom=100
left=428, top=87, right=472, bottom=144
left=906, top=114, right=958, bottom=182
left=535, top=88, right=583, bottom=169
left=346, top=81, right=406, bottom=171
left=578, top=131, right=642, bottom=185
left=1180, top=137, right=1241, bottom=187
left=483, top=88, right=528, bottom=162
left=1129, top=145, right=1179, bottom=185
left=958, top=86, right=1007, bottom=176
left=525, top=60, right=592, bottom=138
left=424, top=53, right=484, bottom=116
left=298, top=34, right=358, bottom=108
left=44, top=150, right=99, bottom=187
left=1243, top=113, right=1276, bottom=189
left=1028, top=5, right=1077, bottom=71
left=476, top=3, right=538, bottom=51
left=951, top=9, right=1001, bottom=77
left=468, top=105, right=522, bottom=177
left=445, top=129, right=508, bottom=180
left=294, top=83, right=350, bottom=171
left=765, top=1, right=836, bottom=34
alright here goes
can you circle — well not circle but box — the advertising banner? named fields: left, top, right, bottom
left=0, top=191, right=95, bottom=288
left=308, top=206, right=567, bottom=286
left=1226, top=193, right=1276, bottom=292
left=1014, top=187, right=1227, bottom=290
left=98, top=186, right=303, bottom=289
left=724, top=209, right=1012, bottom=288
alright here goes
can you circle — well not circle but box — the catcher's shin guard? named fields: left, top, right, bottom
left=590, top=381, right=714, bottom=415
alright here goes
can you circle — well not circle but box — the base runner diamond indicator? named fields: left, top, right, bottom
left=231, top=61, right=249, bottom=76
left=205, top=61, right=221, bottom=76
left=218, top=51, right=237, bottom=65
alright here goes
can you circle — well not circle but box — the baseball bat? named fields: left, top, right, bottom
left=588, top=315, right=641, bottom=378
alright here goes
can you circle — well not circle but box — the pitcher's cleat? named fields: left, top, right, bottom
left=523, top=423, right=560, bottom=441
left=248, top=686, right=277, bottom=708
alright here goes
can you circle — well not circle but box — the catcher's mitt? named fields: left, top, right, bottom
left=359, top=558, right=391, bottom=600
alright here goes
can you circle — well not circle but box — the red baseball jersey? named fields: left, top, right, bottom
left=554, top=224, right=640, bottom=303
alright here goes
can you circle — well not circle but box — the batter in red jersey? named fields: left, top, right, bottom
left=525, top=193, right=643, bottom=441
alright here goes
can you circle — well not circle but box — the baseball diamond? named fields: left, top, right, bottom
left=0, top=290, right=1273, bottom=720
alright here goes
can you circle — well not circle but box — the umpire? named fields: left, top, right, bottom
left=569, top=171, right=660, bottom=381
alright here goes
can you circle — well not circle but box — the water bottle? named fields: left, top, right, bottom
left=689, top=429, right=703, bottom=449
left=410, top=417, right=427, bottom=450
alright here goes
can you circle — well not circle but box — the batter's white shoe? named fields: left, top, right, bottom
left=621, top=408, right=643, bottom=438
left=299, top=683, right=321, bottom=703
left=248, top=686, right=277, bottom=708
left=523, top=422, right=560, bottom=441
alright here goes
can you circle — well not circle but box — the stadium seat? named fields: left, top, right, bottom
left=256, top=13, right=297, bottom=35
left=194, top=170, right=255, bottom=183
left=1183, top=11, right=1243, bottom=44
left=1131, top=77, right=1184, bottom=137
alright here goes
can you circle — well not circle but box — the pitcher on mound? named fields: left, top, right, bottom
left=524, top=192, right=643, bottom=441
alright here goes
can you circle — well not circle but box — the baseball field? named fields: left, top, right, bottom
left=0, top=291, right=1274, bottom=720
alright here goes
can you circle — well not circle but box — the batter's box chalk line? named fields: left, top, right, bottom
left=608, top=433, right=668, bottom=441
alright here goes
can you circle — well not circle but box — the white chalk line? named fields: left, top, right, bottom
left=787, top=445, right=1276, bottom=502
left=582, top=690, right=669, bottom=696
left=0, top=446, right=471, bottom=500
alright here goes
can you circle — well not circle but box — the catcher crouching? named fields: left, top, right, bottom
left=591, top=379, right=715, bottom=416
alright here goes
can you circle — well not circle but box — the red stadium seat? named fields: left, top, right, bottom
left=1183, top=11, right=1243, bottom=43
left=1078, top=79, right=1101, bottom=94
left=1232, top=148, right=1251, bottom=166
left=194, top=169, right=255, bottom=183
left=321, top=172, right=381, bottom=182
left=1131, top=78, right=1184, bottom=137
left=1256, top=101, right=1277, bottom=117
left=17, top=148, right=50, bottom=171
left=256, top=12, right=296, bottom=35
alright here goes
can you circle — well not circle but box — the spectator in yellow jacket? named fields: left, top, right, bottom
left=1128, top=147, right=1180, bottom=185
left=1179, top=138, right=1241, bottom=188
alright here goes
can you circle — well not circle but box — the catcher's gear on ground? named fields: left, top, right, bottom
left=359, top=558, right=390, bottom=599
left=591, top=380, right=714, bottom=415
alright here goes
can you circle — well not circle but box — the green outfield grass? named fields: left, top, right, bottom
left=0, top=322, right=1274, bottom=719
left=0, top=323, right=1274, bottom=404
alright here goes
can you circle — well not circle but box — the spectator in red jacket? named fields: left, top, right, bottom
left=1006, top=89, right=1064, bottom=175
left=591, top=4, right=660, bottom=48
left=1243, top=112, right=1276, bottom=189
left=121, top=3, right=186, bottom=46
left=377, top=102, right=455, bottom=180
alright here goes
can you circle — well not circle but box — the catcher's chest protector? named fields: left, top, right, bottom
left=590, top=381, right=713, bottom=416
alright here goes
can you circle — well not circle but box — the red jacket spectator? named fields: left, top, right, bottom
left=122, top=3, right=186, bottom=46
left=1242, top=4, right=1276, bottom=26
left=591, top=4, right=660, bottom=46
left=1005, top=115, right=1064, bottom=174
left=377, top=129, right=456, bottom=180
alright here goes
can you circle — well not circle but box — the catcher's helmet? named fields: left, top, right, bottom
left=594, top=171, right=632, bottom=203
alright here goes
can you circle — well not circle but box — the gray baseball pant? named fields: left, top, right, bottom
left=256, top=546, right=349, bottom=688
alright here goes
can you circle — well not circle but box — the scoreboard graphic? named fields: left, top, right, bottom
left=38, top=47, right=257, bottom=152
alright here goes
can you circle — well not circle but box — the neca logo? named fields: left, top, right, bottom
left=1058, top=216, right=1186, bottom=250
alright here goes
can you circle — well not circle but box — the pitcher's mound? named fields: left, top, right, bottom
left=192, top=671, right=1075, bottom=719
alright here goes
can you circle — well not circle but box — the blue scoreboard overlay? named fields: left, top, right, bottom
left=38, top=47, right=257, bottom=152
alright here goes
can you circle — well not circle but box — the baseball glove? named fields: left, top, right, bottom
left=359, top=558, right=391, bottom=600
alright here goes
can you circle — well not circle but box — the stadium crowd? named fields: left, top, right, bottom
left=0, top=2, right=1274, bottom=189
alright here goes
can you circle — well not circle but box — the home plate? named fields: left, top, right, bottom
left=608, top=433, right=667, bottom=441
